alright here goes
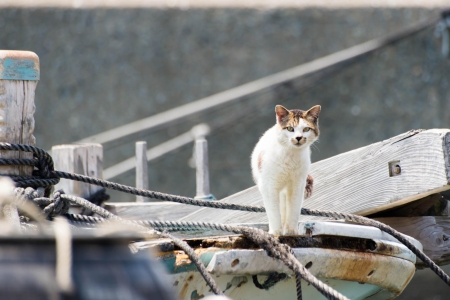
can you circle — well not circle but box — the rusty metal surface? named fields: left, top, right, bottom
left=152, top=233, right=416, bottom=262
left=154, top=232, right=417, bottom=299
left=206, top=248, right=415, bottom=295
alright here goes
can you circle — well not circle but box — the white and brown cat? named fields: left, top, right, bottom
left=251, top=104, right=321, bottom=235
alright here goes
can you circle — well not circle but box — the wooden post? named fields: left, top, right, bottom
left=52, top=144, right=103, bottom=199
left=0, top=50, right=39, bottom=176
left=193, top=126, right=215, bottom=200
left=0, top=50, right=39, bottom=228
left=135, top=141, right=149, bottom=202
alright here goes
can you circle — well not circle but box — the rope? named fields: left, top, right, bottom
left=161, top=231, right=223, bottom=295
left=296, top=274, right=303, bottom=300
left=2, top=142, right=450, bottom=294
left=54, top=171, right=265, bottom=212
left=64, top=215, right=346, bottom=299
left=252, top=273, right=288, bottom=290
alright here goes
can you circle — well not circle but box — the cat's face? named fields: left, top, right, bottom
left=275, top=105, right=321, bottom=148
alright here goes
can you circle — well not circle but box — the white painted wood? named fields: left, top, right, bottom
left=75, top=18, right=436, bottom=149
left=180, top=129, right=450, bottom=224
left=52, top=144, right=103, bottom=198
left=165, top=246, right=414, bottom=300
left=170, top=271, right=389, bottom=300
left=195, top=138, right=214, bottom=199
left=297, top=221, right=422, bottom=254
left=206, top=245, right=416, bottom=276
left=135, top=141, right=149, bottom=202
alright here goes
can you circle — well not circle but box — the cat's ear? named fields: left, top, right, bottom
left=305, top=105, right=321, bottom=123
left=275, top=105, right=290, bottom=124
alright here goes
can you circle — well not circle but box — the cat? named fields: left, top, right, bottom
left=251, top=104, right=321, bottom=235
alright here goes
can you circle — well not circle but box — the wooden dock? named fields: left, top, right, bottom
left=105, top=128, right=450, bottom=266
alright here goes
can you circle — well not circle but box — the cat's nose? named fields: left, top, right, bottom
left=295, top=136, right=302, bottom=142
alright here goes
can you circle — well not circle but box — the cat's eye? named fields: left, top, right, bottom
left=286, top=126, right=294, bottom=132
left=303, top=127, right=311, bottom=132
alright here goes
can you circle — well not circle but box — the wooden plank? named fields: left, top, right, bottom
left=52, top=144, right=103, bottom=199
left=0, top=51, right=39, bottom=176
left=75, top=17, right=436, bottom=149
left=104, top=202, right=200, bottom=221
left=180, top=129, right=450, bottom=224
left=374, top=216, right=450, bottom=266
left=135, top=141, right=149, bottom=202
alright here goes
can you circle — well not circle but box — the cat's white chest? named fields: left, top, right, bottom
left=263, top=147, right=309, bottom=186
left=251, top=125, right=314, bottom=235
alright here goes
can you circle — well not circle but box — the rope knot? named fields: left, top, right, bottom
left=43, top=190, right=70, bottom=218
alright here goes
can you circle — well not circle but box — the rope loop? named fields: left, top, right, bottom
left=252, top=273, right=288, bottom=290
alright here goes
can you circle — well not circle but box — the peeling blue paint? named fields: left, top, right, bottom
left=0, top=57, right=39, bottom=81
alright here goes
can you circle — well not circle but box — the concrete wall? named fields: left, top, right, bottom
left=1, top=5, right=450, bottom=298
left=0, top=6, right=447, bottom=201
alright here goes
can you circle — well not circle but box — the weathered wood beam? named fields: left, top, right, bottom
left=0, top=50, right=39, bottom=176
left=0, top=50, right=39, bottom=228
left=369, top=193, right=448, bottom=218
left=52, top=144, right=103, bottom=199
left=105, top=129, right=450, bottom=224
left=104, top=202, right=200, bottom=221
left=374, top=216, right=450, bottom=267
left=179, top=129, right=450, bottom=224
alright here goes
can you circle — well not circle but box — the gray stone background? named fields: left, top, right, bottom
left=1, top=5, right=450, bottom=299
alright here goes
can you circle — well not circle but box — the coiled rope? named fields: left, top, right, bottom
left=26, top=191, right=347, bottom=300
left=2, top=142, right=450, bottom=298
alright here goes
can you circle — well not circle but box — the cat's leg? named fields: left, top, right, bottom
left=283, top=182, right=305, bottom=235
left=259, top=184, right=283, bottom=235
left=279, top=189, right=287, bottom=232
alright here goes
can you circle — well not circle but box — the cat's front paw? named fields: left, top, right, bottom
left=282, top=225, right=299, bottom=236
left=268, top=228, right=283, bottom=235
left=305, top=174, right=314, bottom=199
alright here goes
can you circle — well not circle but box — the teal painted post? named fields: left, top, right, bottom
left=0, top=50, right=40, bottom=176
left=0, top=50, right=40, bottom=228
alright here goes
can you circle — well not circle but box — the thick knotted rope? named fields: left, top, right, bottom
left=2, top=143, right=450, bottom=298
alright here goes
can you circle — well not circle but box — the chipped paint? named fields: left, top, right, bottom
left=152, top=221, right=421, bottom=299
left=0, top=51, right=39, bottom=81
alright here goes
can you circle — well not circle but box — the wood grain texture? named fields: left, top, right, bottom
left=52, top=144, right=103, bottom=198
left=105, top=202, right=200, bottom=221
left=180, top=129, right=450, bottom=224
left=374, top=216, right=450, bottom=266
left=0, top=80, right=37, bottom=176
left=135, top=141, right=149, bottom=202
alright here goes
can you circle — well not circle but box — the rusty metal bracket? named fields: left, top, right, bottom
left=389, top=161, right=402, bottom=177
